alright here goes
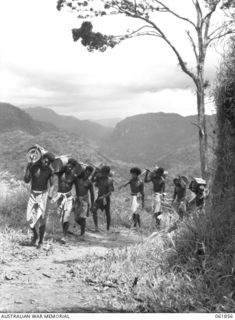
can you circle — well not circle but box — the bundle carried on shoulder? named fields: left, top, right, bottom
left=26, top=144, right=48, bottom=164
left=52, top=155, right=83, bottom=176
left=179, top=175, right=189, bottom=187
left=189, top=177, right=206, bottom=193
left=51, top=155, right=71, bottom=173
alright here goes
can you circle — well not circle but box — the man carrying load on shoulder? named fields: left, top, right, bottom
left=24, top=152, right=55, bottom=248
left=189, top=177, right=208, bottom=210
left=144, top=167, right=165, bottom=227
left=172, top=176, right=188, bottom=220
left=52, top=158, right=78, bottom=244
left=91, top=165, right=114, bottom=233
left=74, top=166, right=94, bottom=238
left=119, top=167, right=144, bottom=228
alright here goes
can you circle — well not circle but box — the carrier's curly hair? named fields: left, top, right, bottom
left=68, top=158, right=78, bottom=167
left=154, top=167, right=164, bottom=176
left=42, top=152, right=55, bottom=163
left=101, top=165, right=111, bottom=175
left=130, top=167, right=142, bottom=176
left=85, top=165, right=94, bottom=173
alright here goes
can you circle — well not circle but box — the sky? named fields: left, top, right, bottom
left=0, top=0, right=227, bottom=120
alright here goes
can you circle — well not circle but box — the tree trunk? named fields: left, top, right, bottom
left=197, top=78, right=208, bottom=178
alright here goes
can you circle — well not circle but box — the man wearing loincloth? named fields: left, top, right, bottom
left=74, top=166, right=94, bottom=237
left=53, top=158, right=78, bottom=244
left=24, top=152, right=55, bottom=248
left=119, top=167, right=144, bottom=228
left=91, top=165, right=114, bottom=233
left=144, top=167, right=165, bottom=227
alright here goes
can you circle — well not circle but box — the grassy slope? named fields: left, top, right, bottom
left=0, top=170, right=234, bottom=312
left=0, top=130, right=112, bottom=179
left=0, top=124, right=233, bottom=312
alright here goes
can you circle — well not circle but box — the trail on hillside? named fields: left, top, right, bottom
left=0, top=226, right=145, bottom=313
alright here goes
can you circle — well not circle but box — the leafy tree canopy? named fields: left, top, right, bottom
left=57, top=0, right=235, bottom=53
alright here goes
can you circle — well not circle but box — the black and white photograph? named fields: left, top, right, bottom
left=0, top=0, right=234, bottom=316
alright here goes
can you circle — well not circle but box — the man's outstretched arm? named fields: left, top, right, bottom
left=144, top=170, right=152, bottom=183
left=118, top=180, right=130, bottom=190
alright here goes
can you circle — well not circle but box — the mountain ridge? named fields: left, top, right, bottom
left=101, top=112, right=199, bottom=164
left=24, top=106, right=112, bottom=142
left=1, top=102, right=215, bottom=178
left=0, top=103, right=128, bottom=181
left=0, top=103, right=58, bottom=135
left=92, top=117, right=123, bottom=128
left=101, top=112, right=215, bottom=176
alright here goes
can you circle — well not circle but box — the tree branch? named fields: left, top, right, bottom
left=192, top=0, right=203, bottom=23
left=186, top=30, right=199, bottom=62
left=207, top=29, right=235, bottom=45
left=125, top=32, right=162, bottom=39
left=202, top=0, right=221, bottom=23
left=191, top=122, right=205, bottom=136
left=120, top=25, right=162, bottom=39
left=133, top=15, right=198, bottom=85
left=208, top=20, right=234, bottom=38
left=153, top=0, right=197, bottom=29
left=126, top=25, right=159, bottom=36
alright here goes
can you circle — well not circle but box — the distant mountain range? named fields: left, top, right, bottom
left=25, top=107, right=112, bottom=142
left=0, top=103, right=215, bottom=178
left=0, top=103, right=57, bottom=135
left=93, top=118, right=123, bottom=128
left=101, top=112, right=215, bottom=176
left=0, top=103, right=126, bottom=180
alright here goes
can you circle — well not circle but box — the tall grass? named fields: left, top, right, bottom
left=72, top=218, right=208, bottom=312
left=0, top=171, right=28, bottom=229
left=110, top=189, right=178, bottom=234
left=72, top=209, right=235, bottom=312
left=0, top=171, right=234, bottom=312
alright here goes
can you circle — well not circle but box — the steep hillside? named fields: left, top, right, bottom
left=4, top=103, right=215, bottom=179
left=25, top=107, right=112, bottom=141
left=0, top=103, right=124, bottom=180
left=0, top=130, right=110, bottom=179
left=102, top=113, right=199, bottom=165
left=157, top=142, right=200, bottom=177
left=101, top=112, right=215, bottom=176
left=0, top=103, right=57, bottom=135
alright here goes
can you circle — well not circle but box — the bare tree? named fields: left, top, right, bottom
left=57, top=0, right=235, bottom=177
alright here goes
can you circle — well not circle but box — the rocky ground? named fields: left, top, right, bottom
left=0, top=225, right=144, bottom=313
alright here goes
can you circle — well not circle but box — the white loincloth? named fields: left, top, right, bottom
left=55, top=192, right=74, bottom=223
left=152, top=192, right=161, bottom=214
left=177, top=201, right=186, bottom=214
left=131, top=195, right=140, bottom=214
left=26, top=190, right=49, bottom=228
left=185, top=189, right=196, bottom=203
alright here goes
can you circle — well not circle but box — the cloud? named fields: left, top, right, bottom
left=0, top=0, right=220, bottom=119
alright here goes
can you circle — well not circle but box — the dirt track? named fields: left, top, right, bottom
left=0, top=227, right=144, bottom=313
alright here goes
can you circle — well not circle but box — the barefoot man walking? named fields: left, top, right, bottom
left=24, top=152, right=55, bottom=248
left=91, top=165, right=114, bottom=233
left=74, top=166, right=94, bottom=238
left=53, top=158, right=78, bottom=243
